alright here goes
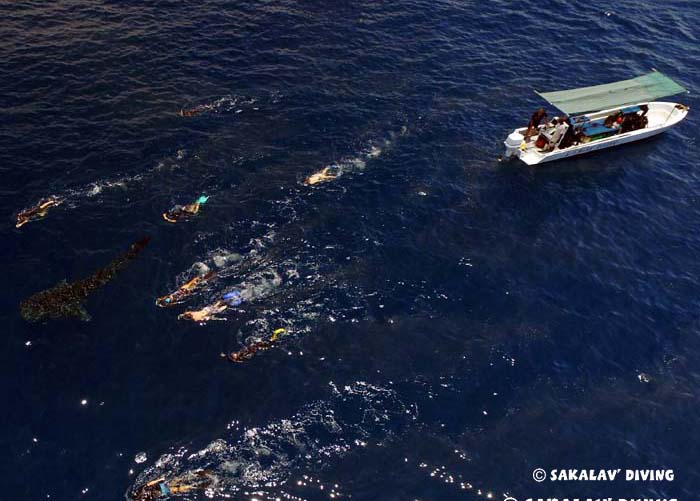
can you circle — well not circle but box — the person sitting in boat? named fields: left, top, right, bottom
left=525, top=107, right=549, bottom=138
left=545, top=117, right=570, bottom=151
left=604, top=111, right=623, bottom=128
left=557, top=116, right=577, bottom=149
left=620, top=105, right=649, bottom=134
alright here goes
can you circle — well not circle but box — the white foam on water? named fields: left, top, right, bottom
left=21, top=147, right=192, bottom=221
left=304, top=124, right=409, bottom=186
left=129, top=382, right=414, bottom=498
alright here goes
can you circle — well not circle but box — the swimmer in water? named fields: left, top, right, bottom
left=178, top=300, right=228, bottom=322
left=178, top=104, right=214, bottom=117
left=131, top=470, right=215, bottom=501
left=156, top=271, right=216, bottom=307
left=162, top=195, right=209, bottom=223
left=16, top=197, right=64, bottom=228
left=221, top=328, right=285, bottom=363
left=304, top=165, right=341, bottom=185
left=178, top=290, right=242, bottom=322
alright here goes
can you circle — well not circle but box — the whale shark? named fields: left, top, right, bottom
left=20, top=237, right=151, bottom=322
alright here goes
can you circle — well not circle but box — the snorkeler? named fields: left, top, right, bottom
left=177, top=104, right=214, bottom=117
left=304, top=165, right=341, bottom=185
left=178, top=300, right=228, bottom=322
left=156, top=271, right=216, bottom=307
left=16, top=196, right=64, bottom=228
left=221, top=328, right=286, bottom=363
left=162, top=195, right=209, bottom=223
left=178, top=290, right=242, bottom=322
left=131, top=470, right=215, bottom=501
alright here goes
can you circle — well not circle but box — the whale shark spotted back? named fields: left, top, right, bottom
left=20, top=237, right=151, bottom=322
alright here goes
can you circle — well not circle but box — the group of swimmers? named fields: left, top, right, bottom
left=157, top=271, right=238, bottom=322
left=16, top=193, right=211, bottom=228
left=16, top=167, right=339, bottom=228
left=156, top=270, right=286, bottom=363
left=14, top=103, right=355, bottom=368
left=14, top=94, right=353, bottom=229
left=15, top=162, right=341, bottom=229
left=13, top=104, right=372, bottom=500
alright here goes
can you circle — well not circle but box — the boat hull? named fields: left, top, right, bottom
left=505, top=102, right=688, bottom=165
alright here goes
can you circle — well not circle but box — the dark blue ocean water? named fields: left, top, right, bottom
left=2, top=1, right=700, bottom=500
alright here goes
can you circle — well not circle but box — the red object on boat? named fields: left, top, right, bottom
left=535, top=134, right=547, bottom=148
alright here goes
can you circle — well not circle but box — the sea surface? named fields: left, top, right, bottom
left=2, top=1, right=700, bottom=500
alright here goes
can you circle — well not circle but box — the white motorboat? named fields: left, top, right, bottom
left=503, top=71, right=689, bottom=165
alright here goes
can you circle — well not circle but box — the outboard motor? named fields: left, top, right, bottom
left=503, top=131, right=524, bottom=159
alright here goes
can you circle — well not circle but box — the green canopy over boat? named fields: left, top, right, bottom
left=536, top=71, right=686, bottom=115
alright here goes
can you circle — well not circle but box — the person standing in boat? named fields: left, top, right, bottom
left=546, top=117, right=570, bottom=151
left=525, top=107, right=548, bottom=138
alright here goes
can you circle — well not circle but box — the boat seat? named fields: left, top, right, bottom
left=580, top=121, right=618, bottom=137
left=566, top=105, right=646, bottom=139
